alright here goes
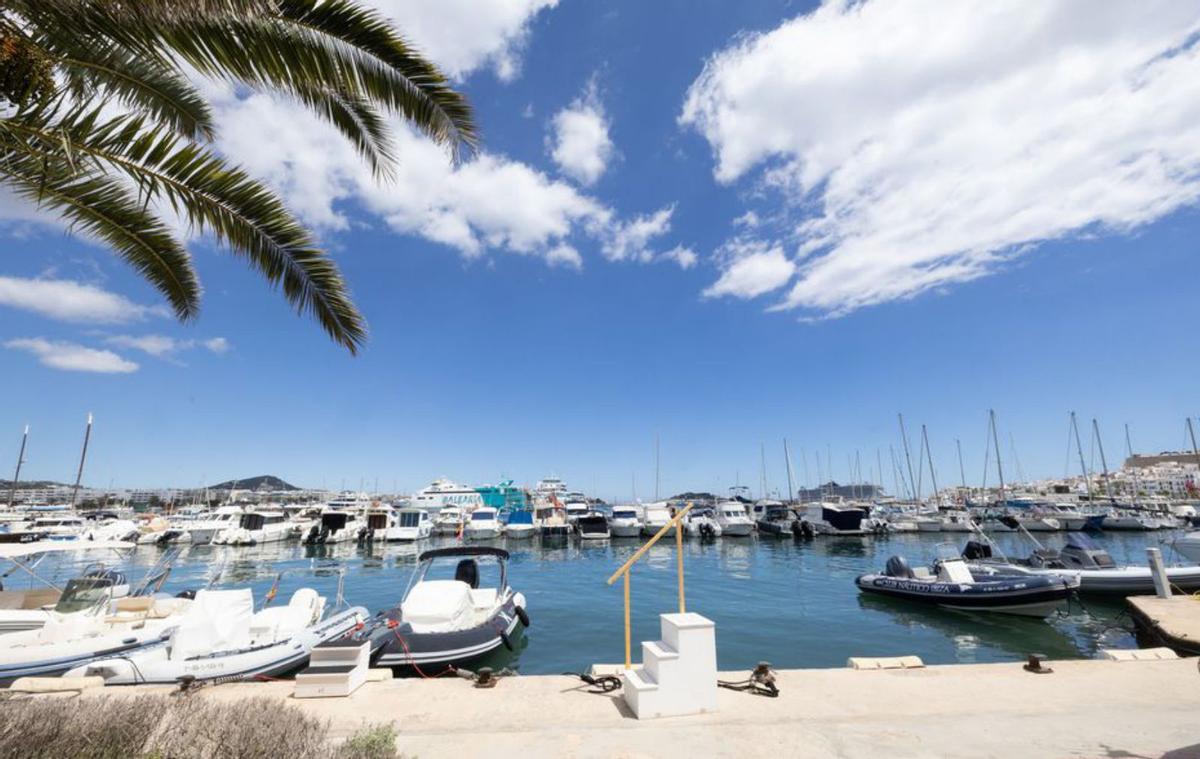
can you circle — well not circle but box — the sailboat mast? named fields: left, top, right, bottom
left=1125, top=423, right=1141, bottom=507
left=876, top=448, right=883, bottom=498
left=898, top=414, right=919, bottom=503
left=989, top=409, right=1007, bottom=506
left=71, top=413, right=92, bottom=507
left=956, top=437, right=967, bottom=496
left=783, top=439, right=795, bottom=504
left=1070, top=412, right=1093, bottom=502
left=654, top=434, right=660, bottom=502
left=8, top=425, right=28, bottom=509
left=760, top=443, right=767, bottom=500
left=1092, top=419, right=1115, bottom=504
left=1187, top=418, right=1200, bottom=500
left=922, top=425, right=940, bottom=506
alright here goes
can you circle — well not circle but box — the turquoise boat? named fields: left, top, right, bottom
left=476, top=480, right=529, bottom=514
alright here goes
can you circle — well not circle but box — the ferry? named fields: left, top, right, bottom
left=411, top=479, right=483, bottom=513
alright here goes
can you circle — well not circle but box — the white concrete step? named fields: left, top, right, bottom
left=642, top=640, right=679, bottom=683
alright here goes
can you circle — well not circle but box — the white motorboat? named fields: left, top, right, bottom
left=0, top=540, right=138, bottom=634
left=714, top=502, right=753, bottom=536
left=914, top=516, right=943, bottom=532
left=388, top=508, right=433, bottom=541
left=641, top=503, right=675, bottom=537
left=0, top=589, right=193, bottom=684
left=302, top=506, right=361, bottom=545
left=1175, top=532, right=1200, bottom=564
left=561, top=493, right=591, bottom=524
left=1016, top=515, right=1062, bottom=532
left=965, top=534, right=1200, bottom=595
left=796, top=501, right=869, bottom=535
left=69, top=588, right=366, bottom=685
left=938, top=510, right=975, bottom=533
left=23, top=514, right=87, bottom=541
left=501, top=511, right=535, bottom=540
left=608, top=506, right=643, bottom=538
left=534, top=504, right=571, bottom=539
left=1102, top=511, right=1156, bottom=531
left=464, top=507, right=501, bottom=540
left=213, top=510, right=293, bottom=546
left=433, top=506, right=465, bottom=536
left=360, top=503, right=397, bottom=544
left=181, top=506, right=243, bottom=546
left=858, top=546, right=1078, bottom=617
left=362, top=547, right=527, bottom=674
left=575, top=513, right=610, bottom=540
left=684, top=508, right=722, bottom=539
left=83, top=519, right=140, bottom=542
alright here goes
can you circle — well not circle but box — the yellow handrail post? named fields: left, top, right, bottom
left=675, top=512, right=685, bottom=613
left=623, top=572, right=631, bottom=669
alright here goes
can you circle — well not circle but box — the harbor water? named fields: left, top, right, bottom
left=26, top=530, right=1187, bottom=674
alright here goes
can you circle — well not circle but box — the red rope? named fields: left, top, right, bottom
left=392, top=627, right=454, bottom=680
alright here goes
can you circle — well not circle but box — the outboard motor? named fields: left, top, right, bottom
left=885, top=555, right=915, bottom=579
left=699, top=522, right=716, bottom=541
left=791, top=519, right=815, bottom=541
left=317, top=525, right=330, bottom=544
left=961, top=540, right=992, bottom=561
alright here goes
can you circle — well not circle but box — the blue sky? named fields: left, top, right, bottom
left=3, top=0, right=1200, bottom=498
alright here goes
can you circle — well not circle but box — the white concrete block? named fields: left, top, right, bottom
left=1101, top=648, right=1179, bottom=661
left=847, top=656, right=925, bottom=670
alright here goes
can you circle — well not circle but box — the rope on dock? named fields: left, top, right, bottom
left=562, top=672, right=622, bottom=693
left=717, top=662, right=779, bottom=698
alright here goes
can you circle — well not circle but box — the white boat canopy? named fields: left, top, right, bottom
left=0, top=540, right=135, bottom=560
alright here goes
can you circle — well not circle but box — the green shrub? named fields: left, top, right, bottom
left=337, top=723, right=400, bottom=759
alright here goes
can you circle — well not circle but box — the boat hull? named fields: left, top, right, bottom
left=609, top=522, right=642, bottom=538
left=855, top=574, right=1074, bottom=617
left=369, top=599, right=524, bottom=675
left=68, top=607, right=366, bottom=685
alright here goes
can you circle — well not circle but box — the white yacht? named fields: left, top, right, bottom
left=795, top=501, right=869, bottom=535
left=562, top=493, right=591, bottom=524
left=714, top=501, right=754, bottom=536
left=684, top=508, right=722, bottom=538
left=302, top=504, right=361, bottom=544
left=213, top=509, right=292, bottom=546
left=533, top=477, right=569, bottom=503
left=641, top=502, right=675, bottom=537
left=178, top=505, right=243, bottom=545
left=388, top=508, right=433, bottom=541
left=465, top=507, right=501, bottom=540
left=433, top=506, right=465, bottom=536
left=361, top=502, right=397, bottom=543
left=24, top=514, right=87, bottom=540
left=608, top=506, right=643, bottom=538
left=410, top=479, right=483, bottom=514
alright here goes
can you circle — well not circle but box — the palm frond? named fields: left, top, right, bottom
left=1, top=109, right=367, bottom=353
left=0, top=129, right=199, bottom=320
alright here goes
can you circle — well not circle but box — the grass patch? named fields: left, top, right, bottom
left=0, top=694, right=399, bottom=759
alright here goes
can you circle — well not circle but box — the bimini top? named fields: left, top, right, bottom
left=418, top=546, right=509, bottom=562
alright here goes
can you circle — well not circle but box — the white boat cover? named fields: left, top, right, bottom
left=401, top=580, right=472, bottom=633
left=170, top=589, right=254, bottom=660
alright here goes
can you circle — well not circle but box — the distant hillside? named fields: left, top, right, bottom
left=208, top=475, right=299, bottom=491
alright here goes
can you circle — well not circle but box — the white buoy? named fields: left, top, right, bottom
left=1146, top=547, right=1171, bottom=599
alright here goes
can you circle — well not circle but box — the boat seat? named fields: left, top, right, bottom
left=0, top=589, right=60, bottom=610
left=911, top=567, right=935, bottom=581
left=455, top=560, right=479, bottom=589
left=113, top=597, right=154, bottom=613
left=401, top=580, right=473, bottom=633
left=939, top=559, right=975, bottom=584
left=468, top=588, right=497, bottom=610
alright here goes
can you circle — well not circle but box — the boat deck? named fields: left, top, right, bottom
left=1128, top=595, right=1200, bottom=655
left=74, top=657, right=1200, bottom=758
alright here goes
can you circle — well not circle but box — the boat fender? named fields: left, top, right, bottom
left=515, top=605, right=530, bottom=628
left=500, top=631, right=513, bottom=651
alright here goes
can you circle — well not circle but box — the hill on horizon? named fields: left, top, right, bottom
left=207, top=475, right=299, bottom=491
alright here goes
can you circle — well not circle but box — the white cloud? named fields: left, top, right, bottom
left=209, top=91, right=691, bottom=271
left=662, top=245, right=698, bottom=270
left=0, top=276, right=160, bottom=323
left=203, top=337, right=230, bottom=354
left=681, top=0, right=1200, bottom=316
left=601, top=207, right=674, bottom=263
left=702, top=240, right=794, bottom=299
left=548, top=83, right=615, bottom=185
left=5, top=338, right=138, bottom=373
left=365, top=0, right=558, bottom=82
left=106, top=334, right=182, bottom=357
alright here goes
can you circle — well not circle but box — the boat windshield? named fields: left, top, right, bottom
left=471, top=511, right=494, bottom=522
left=398, top=512, right=421, bottom=527
left=53, top=577, right=113, bottom=614
left=612, top=510, right=637, bottom=520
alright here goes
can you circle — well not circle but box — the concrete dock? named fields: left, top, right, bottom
left=73, top=657, right=1200, bottom=758
left=1129, top=595, right=1200, bottom=656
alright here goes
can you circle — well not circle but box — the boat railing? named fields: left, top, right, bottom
left=605, top=502, right=694, bottom=670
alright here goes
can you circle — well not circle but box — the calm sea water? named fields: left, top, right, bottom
left=23, top=530, right=1188, bottom=674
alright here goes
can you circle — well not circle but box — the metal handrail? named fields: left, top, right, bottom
left=606, top=502, right=694, bottom=669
